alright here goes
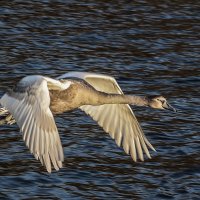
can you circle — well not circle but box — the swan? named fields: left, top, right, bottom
left=0, top=72, right=176, bottom=173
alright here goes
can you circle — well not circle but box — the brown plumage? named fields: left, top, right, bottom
left=0, top=72, right=176, bottom=173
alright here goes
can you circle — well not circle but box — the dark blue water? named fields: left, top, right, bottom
left=0, top=1, right=199, bottom=199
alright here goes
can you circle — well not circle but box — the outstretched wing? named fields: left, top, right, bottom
left=0, top=75, right=70, bottom=172
left=58, top=72, right=155, bottom=162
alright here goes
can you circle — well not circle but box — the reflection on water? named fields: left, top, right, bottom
left=0, top=1, right=199, bottom=199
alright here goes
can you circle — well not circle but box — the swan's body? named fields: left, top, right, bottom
left=0, top=72, right=176, bottom=173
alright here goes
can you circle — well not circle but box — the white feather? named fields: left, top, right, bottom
left=0, top=75, right=65, bottom=172
left=59, top=72, right=155, bottom=162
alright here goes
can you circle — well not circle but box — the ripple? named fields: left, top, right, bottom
left=0, top=0, right=199, bottom=199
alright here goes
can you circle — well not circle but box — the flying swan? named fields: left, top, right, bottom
left=0, top=72, right=176, bottom=173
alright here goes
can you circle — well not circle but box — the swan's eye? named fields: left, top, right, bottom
left=157, top=99, right=165, bottom=104
left=160, top=100, right=165, bottom=104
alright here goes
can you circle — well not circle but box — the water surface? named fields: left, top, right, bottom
left=0, top=1, right=199, bottom=199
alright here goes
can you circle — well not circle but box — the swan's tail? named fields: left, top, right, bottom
left=0, top=107, right=15, bottom=125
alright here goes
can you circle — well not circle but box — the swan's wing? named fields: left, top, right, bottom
left=58, top=72, right=155, bottom=161
left=58, top=72, right=122, bottom=93
left=0, top=75, right=70, bottom=173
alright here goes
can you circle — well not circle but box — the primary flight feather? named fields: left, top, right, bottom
left=0, top=72, right=176, bottom=173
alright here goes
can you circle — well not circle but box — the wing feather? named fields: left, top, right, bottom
left=58, top=72, right=155, bottom=162
left=0, top=75, right=67, bottom=172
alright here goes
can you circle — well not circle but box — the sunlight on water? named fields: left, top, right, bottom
left=0, top=1, right=199, bottom=199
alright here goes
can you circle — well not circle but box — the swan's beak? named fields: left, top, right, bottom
left=162, top=102, right=177, bottom=112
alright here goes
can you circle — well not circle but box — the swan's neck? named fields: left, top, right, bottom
left=94, top=93, right=148, bottom=107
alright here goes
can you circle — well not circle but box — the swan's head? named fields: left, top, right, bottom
left=147, top=95, right=176, bottom=112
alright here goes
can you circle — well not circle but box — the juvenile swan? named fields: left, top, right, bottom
left=0, top=72, right=176, bottom=173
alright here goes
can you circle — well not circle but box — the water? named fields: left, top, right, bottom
left=0, top=1, right=199, bottom=199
